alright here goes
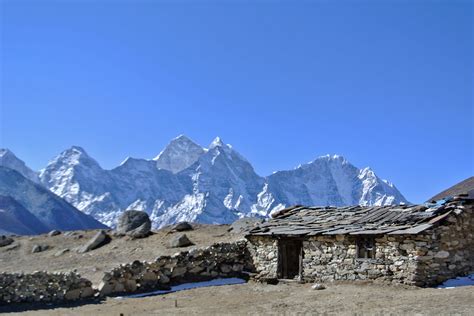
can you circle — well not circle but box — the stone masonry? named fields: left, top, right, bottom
left=247, top=205, right=473, bottom=287
left=98, top=241, right=252, bottom=296
left=0, top=271, right=94, bottom=304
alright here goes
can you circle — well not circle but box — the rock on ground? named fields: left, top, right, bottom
left=54, top=248, right=70, bottom=257
left=48, top=230, right=61, bottom=237
left=311, top=283, right=326, bottom=290
left=116, top=210, right=151, bottom=238
left=78, top=230, right=111, bottom=253
left=32, top=244, right=50, bottom=253
left=0, top=236, right=14, bottom=247
left=169, top=234, right=194, bottom=248
left=173, top=222, right=193, bottom=232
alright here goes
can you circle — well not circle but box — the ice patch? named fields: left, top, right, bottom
left=437, top=273, right=474, bottom=289
left=116, top=277, right=246, bottom=299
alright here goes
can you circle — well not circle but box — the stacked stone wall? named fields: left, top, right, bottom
left=0, top=271, right=94, bottom=304
left=414, top=208, right=474, bottom=286
left=97, top=241, right=251, bottom=296
left=302, top=235, right=421, bottom=285
left=246, top=236, right=278, bottom=280
left=0, top=240, right=253, bottom=305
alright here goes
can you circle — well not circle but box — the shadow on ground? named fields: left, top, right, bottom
left=0, top=297, right=104, bottom=313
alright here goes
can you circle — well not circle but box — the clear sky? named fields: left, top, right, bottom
left=1, top=0, right=472, bottom=203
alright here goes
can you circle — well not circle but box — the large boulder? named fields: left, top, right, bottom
left=48, top=230, right=61, bottom=237
left=169, top=234, right=194, bottom=248
left=78, top=230, right=111, bottom=253
left=173, top=222, right=193, bottom=232
left=32, top=244, right=50, bottom=253
left=0, top=236, right=14, bottom=247
left=116, top=210, right=151, bottom=238
left=229, top=217, right=265, bottom=234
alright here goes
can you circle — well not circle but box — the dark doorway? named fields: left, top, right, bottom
left=278, top=239, right=303, bottom=279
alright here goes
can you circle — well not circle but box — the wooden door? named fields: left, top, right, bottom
left=278, top=239, right=302, bottom=279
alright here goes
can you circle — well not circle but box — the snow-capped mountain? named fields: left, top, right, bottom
left=36, top=136, right=408, bottom=228
left=258, top=155, right=406, bottom=215
left=154, top=135, right=206, bottom=173
left=0, top=166, right=107, bottom=234
left=0, top=149, right=40, bottom=184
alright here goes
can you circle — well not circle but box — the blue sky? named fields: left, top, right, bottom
left=1, top=0, right=472, bottom=203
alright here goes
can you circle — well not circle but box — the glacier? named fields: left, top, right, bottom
left=28, top=135, right=409, bottom=228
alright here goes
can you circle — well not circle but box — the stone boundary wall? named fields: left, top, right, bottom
left=0, top=271, right=94, bottom=304
left=0, top=240, right=253, bottom=305
left=98, top=240, right=252, bottom=296
left=246, top=237, right=278, bottom=281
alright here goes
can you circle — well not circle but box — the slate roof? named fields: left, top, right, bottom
left=247, top=195, right=473, bottom=237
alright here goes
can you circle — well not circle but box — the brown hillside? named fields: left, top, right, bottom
left=429, top=176, right=474, bottom=202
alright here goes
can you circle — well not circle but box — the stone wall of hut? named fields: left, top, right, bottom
left=246, top=236, right=279, bottom=280
left=246, top=207, right=473, bottom=286
left=414, top=207, right=474, bottom=286
left=302, top=234, right=421, bottom=285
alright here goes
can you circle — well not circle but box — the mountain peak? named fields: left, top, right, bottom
left=173, top=134, right=192, bottom=142
left=154, top=135, right=205, bottom=173
left=0, top=149, right=40, bottom=184
left=318, top=154, right=347, bottom=163
left=67, top=146, right=88, bottom=155
left=48, top=146, right=100, bottom=170
left=209, top=136, right=225, bottom=149
left=0, top=148, right=12, bottom=158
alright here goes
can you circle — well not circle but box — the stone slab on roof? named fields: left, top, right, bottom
left=247, top=196, right=473, bottom=237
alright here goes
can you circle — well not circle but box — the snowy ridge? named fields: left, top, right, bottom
left=0, top=149, right=40, bottom=184
left=10, top=136, right=408, bottom=228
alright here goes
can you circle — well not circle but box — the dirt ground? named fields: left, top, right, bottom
left=1, top=225, right=473, bottom=315
left=1, top=281, right=473, bottom=315
left=0, top=224, right=239, bottom=283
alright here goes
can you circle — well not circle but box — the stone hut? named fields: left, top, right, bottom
left=246, top=196, right=473, bottom=287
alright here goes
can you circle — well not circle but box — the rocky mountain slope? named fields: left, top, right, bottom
left=32, top=135, right=408, bottom=228
left=0, top=195, right=49, bottom=235
left=0, top=166, right=107, bottom=234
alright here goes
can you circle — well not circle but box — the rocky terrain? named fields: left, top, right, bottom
left=1, top=217, right=473, bottom=315
left=0, top=224, right=238, bottom=284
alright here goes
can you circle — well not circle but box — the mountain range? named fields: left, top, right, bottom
left=0, top=165, right=107, bottom=235
left=1, top=136, right=407, bottom=230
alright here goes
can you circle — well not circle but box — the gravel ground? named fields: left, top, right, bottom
left=1, top=281, right=473, bottom=315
